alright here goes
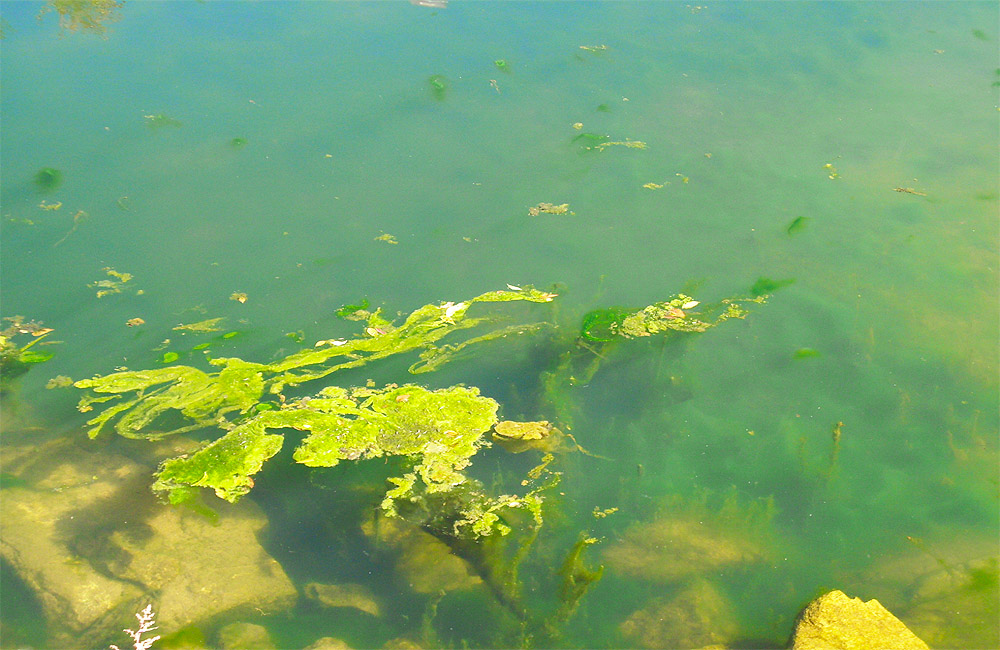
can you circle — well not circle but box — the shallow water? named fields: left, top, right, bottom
left=1, top=2, right=997, bottom=649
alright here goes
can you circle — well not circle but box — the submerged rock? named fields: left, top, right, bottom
left=304, top=582, right=381, bottom=617
left=217, top=621, right=276, bottom=649
left=618, top=579, right=738, bottom=649
left=788, top=590, right=929, bottom=650
left=361, top=514, right=481, bottom=594
left=853, top=533, right=999, bottom=649
left=603, top=514, right=764, bottom=582
left=0, top=439, right=295, bottom=648
left=304, top=637, right=353, bottom=650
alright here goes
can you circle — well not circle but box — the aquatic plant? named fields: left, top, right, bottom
left=427, top=74, right=447, bottom=100
left=786, top=215, right=810, bottom=235
left=33, top=167, right=63, bottom=193
left=542, top=293, right=767, bottom=429
left=75, top=286, right=557, bottom=474
left=109, top=603, right=159, bottom=650
left=74, top=283, right=765, bottom=636
left=750, top=277, right=794, bottom=297
left=1, top=317, right=56, bottom=393
left=143, top=113, right=182, bottom=129
left=38, top=0, right=122, bottom=35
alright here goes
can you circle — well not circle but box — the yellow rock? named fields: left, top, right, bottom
left=789, top=590, right=929, bottom=650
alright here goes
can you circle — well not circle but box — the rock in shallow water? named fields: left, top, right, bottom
left=0, top=439, right=295, bottom=648
left=788, top=589, right=929, bottom=650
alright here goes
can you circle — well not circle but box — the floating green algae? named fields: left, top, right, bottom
left=75, top=286, right=557, bottom=441
left=143, top=113, right=183, bottom=129
left=427, top=74, right=448, bottom=100
left=1, top=317, right=57, bottom=393
left=336, top=298, right=370, bottom=319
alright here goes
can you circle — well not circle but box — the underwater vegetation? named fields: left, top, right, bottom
left=74, top=283, right=768, bottom=635
left=37, top=0, right=122, bottom=35
left=143, top=113, right=183, bottom=129
left=427, top=74, right=448, bottom=100
left=32, top=167, right=63, bottom=193
left=786, top=215, right=810, bottom=235
left=0, top=317, right=56, bottom=394
left=750, top=276, right=794, bottom=297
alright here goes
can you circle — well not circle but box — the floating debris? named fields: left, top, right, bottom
left=45, top=375, right=74, bottom=389
left=38, top=200, right=62, bottom=211
left=494, top=59, right=509, bottom=71
left=126, top=318, right=145, bottom=327
left=528, top=203, right=572, bottom=216
left=572, top=122, right=583, bottom=130
left=53, top=210, right=89, bottom=247
left=594, top=139, right=647, bottom=152
left=173, top=317, right=226, bottom=333
left=89, top=267, right=134, bottom=298
left=143, top=113, right=182, bottom=129
left=427, top=74, right=447, bottom=100
left=893, top=186, right=927, bottom=196
left=230, top=292, right=248, bottom=303
left=374, top=232, right=398, bottom=244
left=579, top=45, right=609, bottom=53
left=823, top=162, right=840, bottom=179
left=642, top=182, right=664, bottom=190
left=786, top=215, right=810, bottom=235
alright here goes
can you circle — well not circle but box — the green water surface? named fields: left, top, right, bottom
left=1, top=2, right=997, bottom=649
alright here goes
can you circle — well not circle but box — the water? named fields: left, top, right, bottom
left=1, top=2, right=997, bottom=648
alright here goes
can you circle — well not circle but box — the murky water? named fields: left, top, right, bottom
left=2, top=2, right=997, bottom=649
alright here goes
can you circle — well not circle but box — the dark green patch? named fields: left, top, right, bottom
left=786, top=215, right=810, bottom=235
left=580, top=307, right=633, bottom=342
left=33, top=167, right=63, bottom=193
left=972, top=29, right=989, bottom=41
left=751, top=277, right=795, bottom=297
left=336, top=299, right=370, bottom=319
left=964, top=558, right=998, bottom=592
left=229, top=137, right=248, bottom=148
left=793, top=347, right=821, bottom=359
